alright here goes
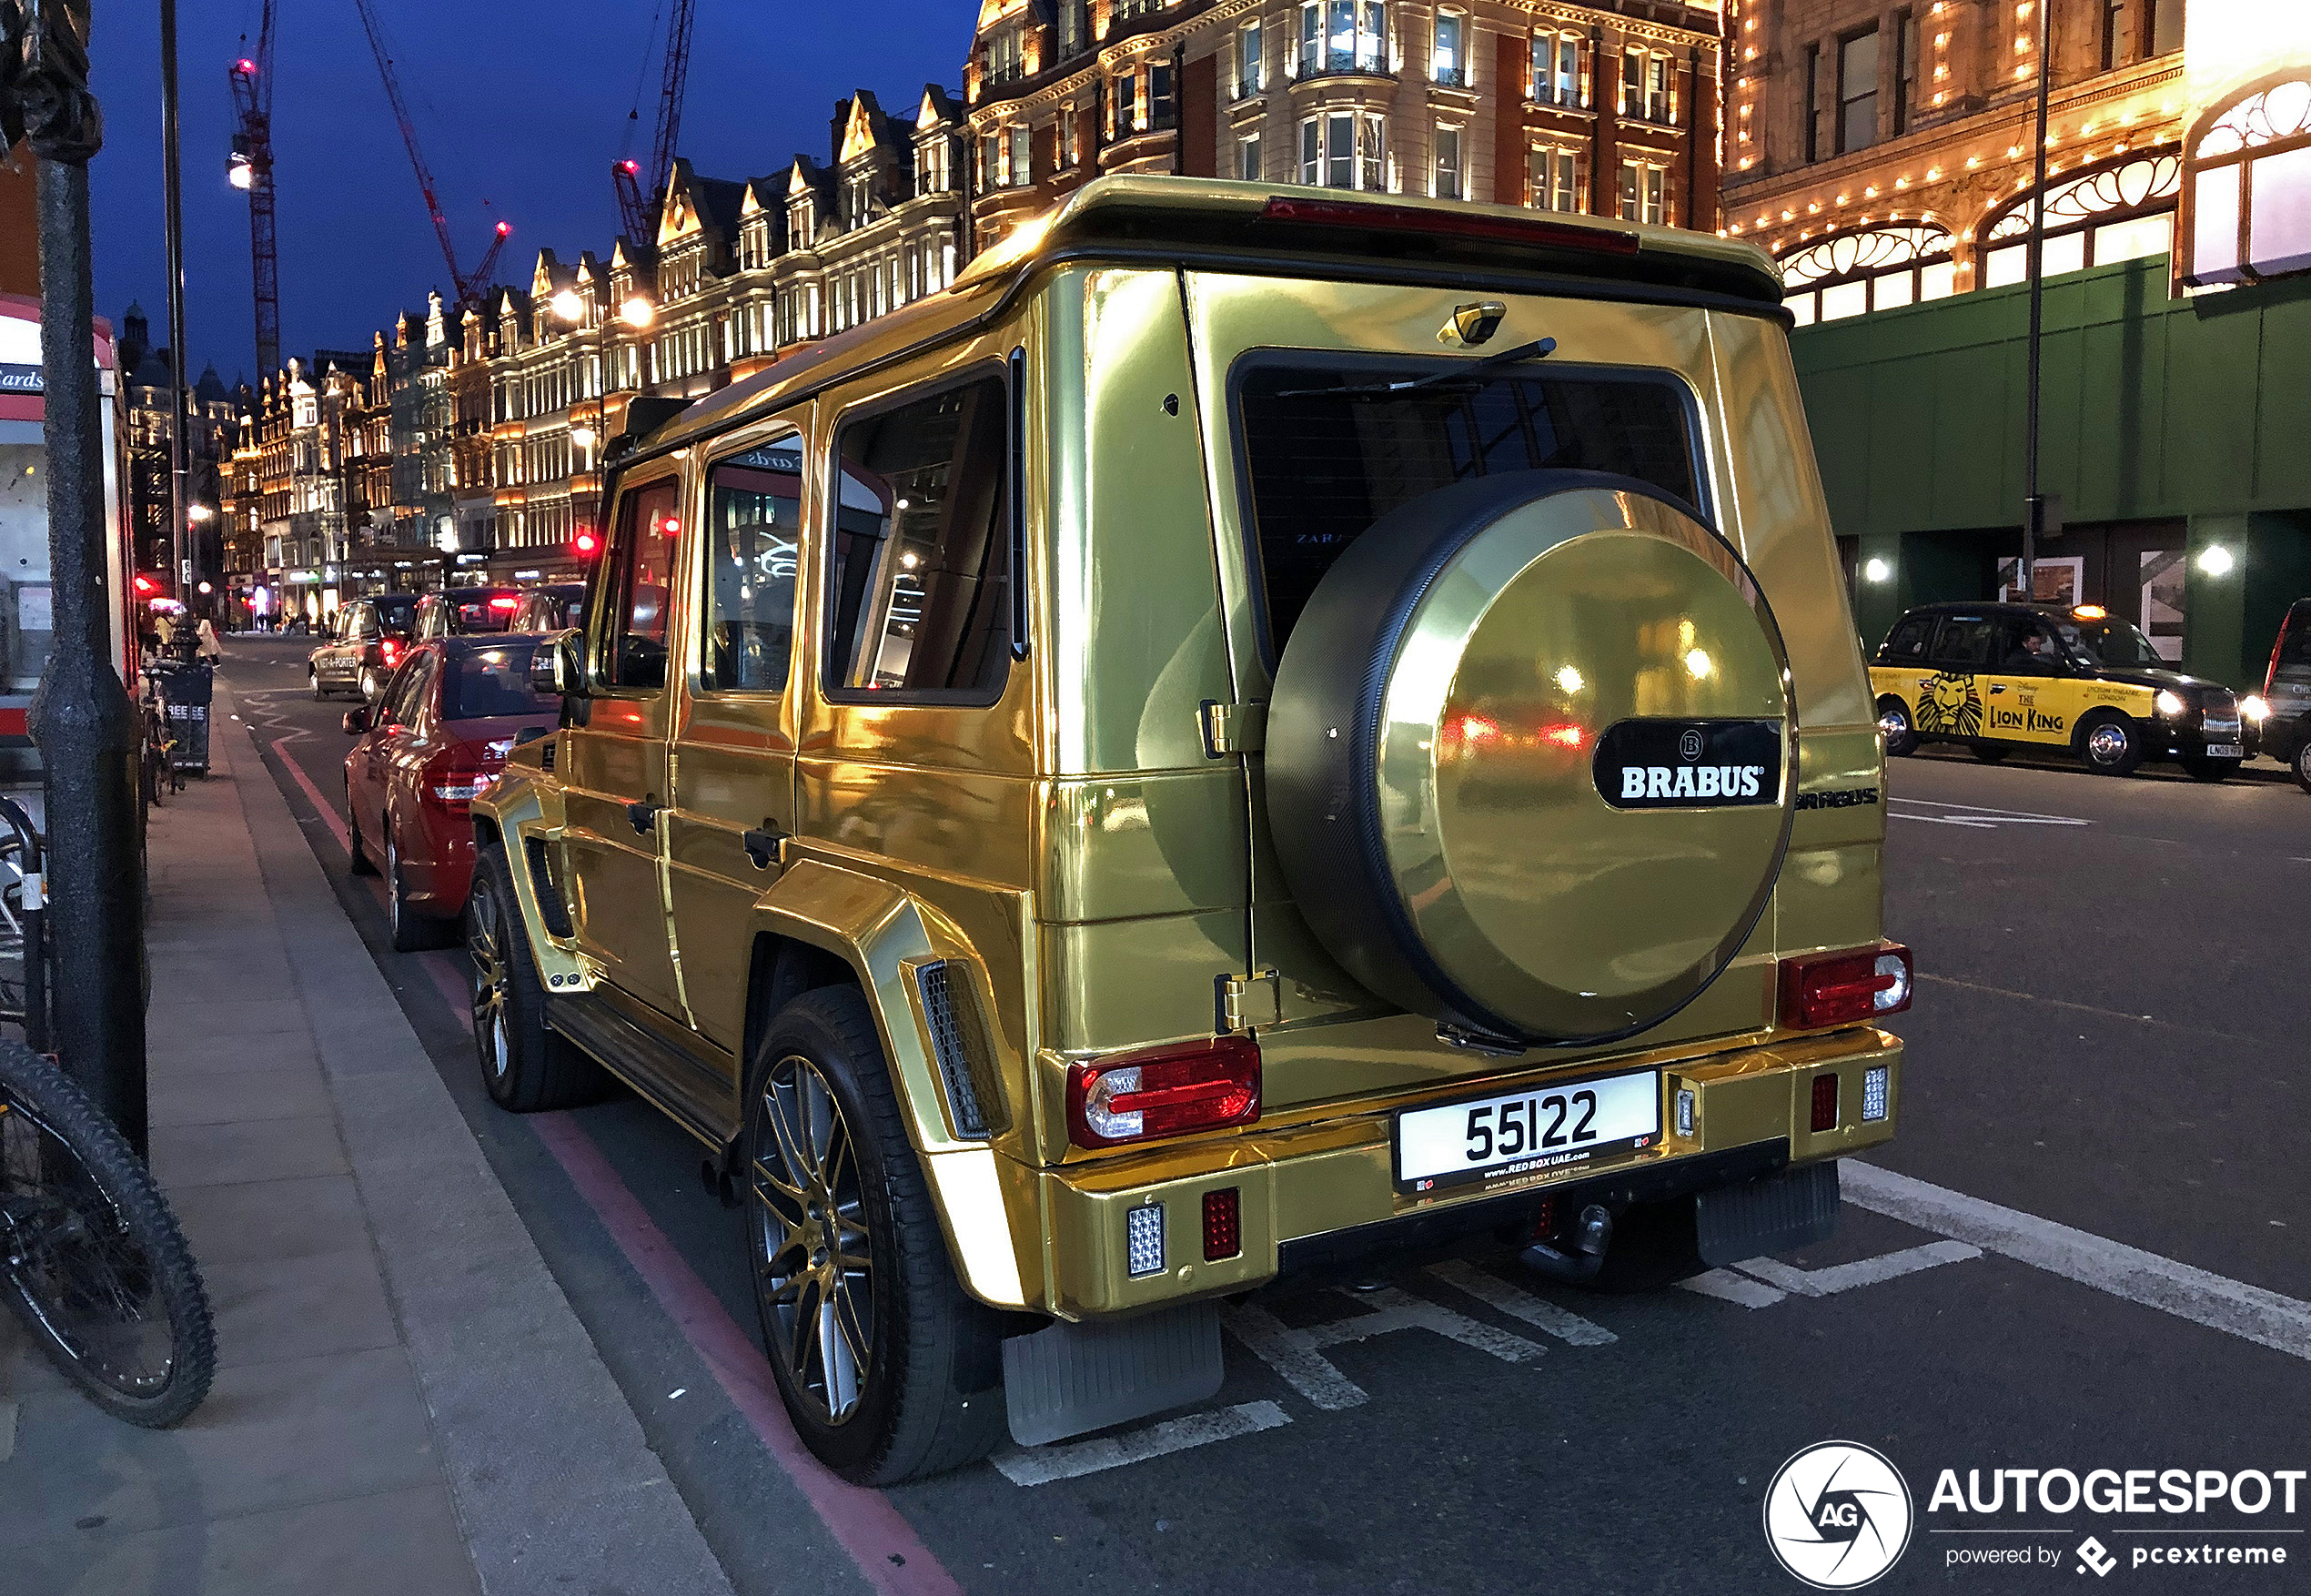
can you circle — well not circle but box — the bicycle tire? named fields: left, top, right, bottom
left=0, top=1040, right=216, bottom=1427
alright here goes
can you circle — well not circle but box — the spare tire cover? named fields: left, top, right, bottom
left=1267, top=470, right=1794, bottom=1045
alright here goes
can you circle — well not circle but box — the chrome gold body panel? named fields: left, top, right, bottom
left=474, top=177, right=1901, bottom=1326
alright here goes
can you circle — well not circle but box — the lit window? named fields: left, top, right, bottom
left=1298, top=0, right=1388, bottom=76
left=1618, top=159, right=1667, bottom=225
left=1529, top=146, right=1580, bottom=213
left=1237, top=20, right=1266, bottom=96
left=1435, top=126, right=1463, bottom=198
left=1433, top=13, right=1465, bottom=87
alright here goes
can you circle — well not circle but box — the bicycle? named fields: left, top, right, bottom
left=0, top=799, right=215, bottom=1427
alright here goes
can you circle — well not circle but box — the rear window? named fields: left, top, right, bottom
left=446, top=593, right=520, bottom=632
left=373, top=595, right=417, bottom=633
left=1880, top=614, right=1933, bottom=662
left=1236, top=359, right=1703, bottom=654
left=441, top=641, right=554, bottom=721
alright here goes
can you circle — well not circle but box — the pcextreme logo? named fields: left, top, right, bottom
left=1763, top=1440, right=1915, bottom=1590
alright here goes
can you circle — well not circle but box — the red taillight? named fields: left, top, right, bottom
left=426, top=756, right=497, bottom=806
left=1811, top=1073, right=1841, bottom=1133
left=1256, top=195, right=1641, bottom=257
left=379, top=638, right=402, bottom=664
left=1779, top=943, right=1913, bottom=1030
left=1202, top=1188, right=1242, bottom=1261
left=489, top=595, right=520, bottom=611
left=1066, top=1036, right=1261, bottom=1149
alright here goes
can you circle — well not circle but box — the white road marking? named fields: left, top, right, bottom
left=1893, top=796, right=2092, bottom=821
left=1842, top=1162, right=2311, bottom=1360
left=1678, top=1268, right=1788, bottom=1308
left=1733, top=1238, right=1982, bottom=1297
left=1298, top=1286, right=1542, bottom=1365
left=989, top=1400, right=1290, bottom=1487
left=1425, top=1258, right=1620, bottom=1345
left=1889, top=797, right=2091, bottom=830
left=1220, top=1302, right=1370, bottom=1410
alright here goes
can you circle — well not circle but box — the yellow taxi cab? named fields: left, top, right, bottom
left=1871, top=601, right=2245, bottom=780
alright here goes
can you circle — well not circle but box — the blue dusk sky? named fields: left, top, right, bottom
left=86, top=1, right=972, bottom=384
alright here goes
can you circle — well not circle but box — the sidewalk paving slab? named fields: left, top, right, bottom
left=0, top=675, right=735, bottom=1596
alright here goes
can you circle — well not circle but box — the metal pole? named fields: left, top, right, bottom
left=162, top=0, right=192, bottom=601
left=11, top=3, right=152, bottom=1155
left=2020, top=0, right=2053, bottom=597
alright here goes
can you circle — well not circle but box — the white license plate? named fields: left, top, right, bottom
left=2205, top=743, right=2242, bottom=759
left=1394, top=1068, right=1660, bottom=1194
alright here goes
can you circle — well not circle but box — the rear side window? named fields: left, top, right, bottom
left=1880, top=615, right=1932, bottom=662
left=703, top=440, right=802, bottom=692
left=2278, top=606, right=2311, bottom=669
left=374, top=596, right=417, bottom=635
left=825, top=376, right=1013, bottom=700
left=1932, top=616, right=1996, bottom=669
left=1236, top=360, right=1702, bottom=655
left=442, top=641, right=553, bottom=720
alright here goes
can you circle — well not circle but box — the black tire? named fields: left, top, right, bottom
left=0, top=1040, right=216, bottom=1428
left=2075, top=712, right=2144, bottom=777
left=1876, top=696, right=1917, bottom=757
left=744, top=986, right=1005, bottom=1485
left=346, top=782, right=378, bottom=876
left=2294, top=740, right=2311, bottom=796
left=2182, top=755, right=2241, bottom=783
left=469, top=846, right=605, bottom=1111
left=1971, top=742, right=2009, bottom=763
left=384, top=829, right=446, bottom=952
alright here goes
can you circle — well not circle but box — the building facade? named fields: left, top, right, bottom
left=1771, top=0, right=2311, bottom=689
left=963, top=0, right=1723, bottom=250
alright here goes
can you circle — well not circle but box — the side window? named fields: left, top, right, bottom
left=381, top=653, right=433, bottom=725
left=1880, top=614, right=1931, bottom=662
left=1932, top=616, right=1995, bottom=670
left=824, top=375, right=1013, bottom=699
left=701, top=439, right=802, bottom=692
left=605, top=479, right=682, bottom=692
left=354, top=604, right=379, bottom=641
left=2278, top=609, right=2311, bottom=670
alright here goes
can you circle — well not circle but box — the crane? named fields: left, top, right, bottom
left=611, top=0, right=699, bottom=249
left=227, top=2, right=281, bottom=379
left=348, top=0, right=511, bottom=313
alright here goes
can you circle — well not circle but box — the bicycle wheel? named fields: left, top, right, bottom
left=0, top=1041, right=216, bottom=1427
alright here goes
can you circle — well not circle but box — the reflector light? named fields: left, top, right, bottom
left=1256, top=196, right=1641, bottom=257
left=1202, top=1188, right=1241, bottom=1261
left=1862, top=1066, right=1890, bottom=1123
left=1675, top=1087, right=1696, bottom=1138
left=1066, top=1036, right=1261, bottom=1149
left=1125, top=1205, right=1166, bottom=1277
left=1778, top=944, right=1912, bottom=1030
left=1811, top=1073, right=1840, bottom=1133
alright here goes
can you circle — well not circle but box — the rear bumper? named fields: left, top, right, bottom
left=1033, top=1026, right=1900, bottom=1318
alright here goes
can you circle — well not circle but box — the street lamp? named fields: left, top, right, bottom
left=550, top=289, right=586, bottom=323
left=570, top=424, right=597, bottom=452
left=621, top=296, right=655, bottom=328
left=187, top=502, right=213, bottom=521
left=2197, top=545, right=2235, bottom=577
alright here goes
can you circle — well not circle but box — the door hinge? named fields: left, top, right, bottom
left=1216, top=969, right=1283, bottom=1034
left=1198, top=700, right=1268, bottom=759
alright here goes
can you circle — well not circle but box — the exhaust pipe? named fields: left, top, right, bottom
left=1520, top=1203, right=1614, bottom=1284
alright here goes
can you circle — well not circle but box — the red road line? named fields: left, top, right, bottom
left=528, top=1111, right=965, bottom=1596
left=281, top=729, right=964, bottom=1591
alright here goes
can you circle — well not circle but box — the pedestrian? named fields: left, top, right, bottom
left=195, top=614, right=222, bottom=662
left=152, top=611, right=176, bottom=653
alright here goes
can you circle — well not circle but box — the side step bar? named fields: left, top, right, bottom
left=547, top=991, right=736, bottom=1150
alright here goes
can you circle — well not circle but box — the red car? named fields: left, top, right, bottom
left=343, top=636, right=560, bottom=950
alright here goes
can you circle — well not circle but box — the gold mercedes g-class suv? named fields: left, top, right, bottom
left=470, top=176, right=1909, bottom=1485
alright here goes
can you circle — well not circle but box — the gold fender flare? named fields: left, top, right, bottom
left=744, top=858, right=1037, bottom=1314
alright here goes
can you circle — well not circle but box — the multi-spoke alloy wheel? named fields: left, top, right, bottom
left=742, top=986, right=1005, bottom=1484
left=752, top=1053, right=874, bottom=1425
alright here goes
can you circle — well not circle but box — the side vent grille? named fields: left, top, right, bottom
left=524, top=838, right=574, bottom=938
left=540, top=741, right=556, bottom=772
left=915, top=961, right=1005, bottom=1139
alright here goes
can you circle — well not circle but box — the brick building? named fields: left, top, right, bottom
left=963, top=0, right=1723, bottom=250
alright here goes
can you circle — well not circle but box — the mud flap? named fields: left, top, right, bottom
left=1695, top=1159, right=1841, bottom=1267
left=1002, top=1300, right=1224, bottom=1448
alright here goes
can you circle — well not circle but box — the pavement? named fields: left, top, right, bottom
left=8, top=635, right=2311, bottom=1596
left=0, top=672, right=732, bottom=1596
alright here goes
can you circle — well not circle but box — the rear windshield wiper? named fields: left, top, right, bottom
left=1274, top=337, right=1558, bottom=400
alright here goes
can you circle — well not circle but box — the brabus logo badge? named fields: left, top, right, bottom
left=1679, top=729, right=1705, bottom=762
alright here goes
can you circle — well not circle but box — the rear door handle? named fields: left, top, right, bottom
left=742, top=827, right=786, bottom=869
left=627, top=800, right=662, bottom=834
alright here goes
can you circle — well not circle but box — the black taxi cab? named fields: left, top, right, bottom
left=1871, top=601, right=2244, bottom=780
left=2242, top=597, right=2311, bottom=793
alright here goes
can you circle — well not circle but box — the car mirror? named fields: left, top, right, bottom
left=529, top=630, right=588, bottom=698
left=341, top=707, right=371, bottom=734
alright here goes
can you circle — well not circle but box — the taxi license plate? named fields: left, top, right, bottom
left=1394, top=1068, right=1659, bottom=1194
left=2205, top=743, right=2242, bottom=759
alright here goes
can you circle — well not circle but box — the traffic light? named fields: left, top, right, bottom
left=570, top=526, right=602, bottom=560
